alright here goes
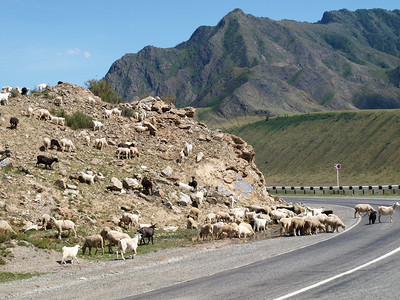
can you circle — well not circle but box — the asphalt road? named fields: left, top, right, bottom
left=131, top=196, right=400, bottom=300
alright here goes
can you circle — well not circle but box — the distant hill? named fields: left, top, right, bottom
left=227, top=110, right=400, bottom=186
left=105, top=8, right=400, bottom=121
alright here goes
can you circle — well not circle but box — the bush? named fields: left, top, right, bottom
left=85, top=79, right=122, bottom=104
left=65, top=112, right=93, bottom=130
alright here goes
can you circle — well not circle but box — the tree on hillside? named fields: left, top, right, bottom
left=85, top=79, right=122, bottom=104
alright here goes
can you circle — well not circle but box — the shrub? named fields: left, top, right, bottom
left=85, top=79, right=122, bottom=104
left=65, top=112, right=93, bottom=130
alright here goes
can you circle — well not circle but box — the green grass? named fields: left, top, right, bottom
left=227, top=110, right=400, bottom=186
left=0, top=272, right=41, bottom=283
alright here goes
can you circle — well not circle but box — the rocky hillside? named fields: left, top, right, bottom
left=105, top=8, right=400, bottom=119
left=0, top=83, right=273, bottom=234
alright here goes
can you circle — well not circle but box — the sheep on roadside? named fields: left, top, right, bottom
left=354, top=204, right=376, bottom=218
left=205, top=212, right=217, bottom=224
left=199, top=223, right=213, bottom=241
left=116, top=232, right=141, bottom=260
left=378, top=202, right=400, bottom=223
left=216, top=224, right=238, bottom=239
left=279, top=217, right=292, bottom=235
left=61, top=245, right=80, bottom=265
left=138, top=224, right=156, bottom=245
left=303, top=216, right=325, bottom=235
left=187, top=217, right=197, bottom=229
left=104, top=229, right=130, bottom=253
left=49, top=217, right=77, bottom=240
left=289, top=216, right=306, bottom=236
left=326, top=214, right=347, bottom=232
left=237, top=223, right=254, bottom=238
left=82, top=234, right=104, bottom=256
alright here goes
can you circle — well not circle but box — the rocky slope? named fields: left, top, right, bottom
left=0, top=83, right=273, bottom=236
left=105, top=8, right=400, bottom=119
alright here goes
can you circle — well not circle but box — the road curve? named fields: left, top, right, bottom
left=130, top=196, right=400, bottom=300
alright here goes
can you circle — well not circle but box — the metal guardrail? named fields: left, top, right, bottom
left=266, top=185, right=400, bottom=195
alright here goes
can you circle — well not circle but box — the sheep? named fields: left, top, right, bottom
left=216, top=224, right=237, bottom=239
left=138, top=224, right=156, bottom=245
left=82, top=234, right=104, bottom=256
left=0, top=92, right=10, bottom=105
left=0, top=220, right=16, bottom=235
left=43, top=137, right=51, bottom=151
left=129, top=147, right=140, bottom=158
left=77, top=172, right=96, bottom=184
left=61, top=245, right=80, bottom=265
left=39, top=213, right=52, bottom=230
left=216, top=211, right=232, bottom=223
left=112, top=107, right=122, bottom=116
left=270, top=209, right=288, bottom=222
left=50, top=115, right=65, bottom=126
left=229, top=207, right=248, bottom=221
left=205, top=212, right=217, bottom=224
left=237, top=223, right=254, bottom=238
left=278, top=217, right=291, bottom=235
left=141, top=176, right=153, bottom=195
left=60, top=138, right=76, bottom=152
left=104, top=109, right=112, bottom=119
left=83, top=135, right=91, bottom=146
left=246, top=205, right=271, bottom=215
left=104, top=230, right=131, bottom=253
left=199, top=223, right=213, bottom=240
left=116, top=232, right=142, bottom=260
left=119, top=213, right=139, bottom=229
left=289, top=216, right=306, bottom=236
left=326, top=214, right=347, bottom=232
left=354, top=204, right=376, bottom=218
left=187, top=217, right=197, bottom=229
left=95, top=137, right=107, bottom=150
left=36, top=155, right=59, bottom=169
left=50, top=139, right=62, bottom=151
left=49, top=217, right=77, bottom=240
left=303, top=216, right=326, bottom=235
left=93, top=120, right=104, bottom=131
left=38, top=108, right=51, bottom=120
left=9, top=117, right=19, bottom=129
left=188, top=207, right=201, bottom=221
left=21, top=87, right=29, bottom=95
left=1, top=86, right=12, bottom=93
left=183, top=141, right=193, bottom=157
left=38, top=83, right=49, bottom=91
left=116, top=147, right=131, bottom=159
left=378, top=202, right=400, bottom=223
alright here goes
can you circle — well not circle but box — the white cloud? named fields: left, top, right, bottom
left=57, top=48, right=91, bottom=58
left=84, top=51, right=91, bottom=58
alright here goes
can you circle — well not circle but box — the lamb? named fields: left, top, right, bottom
left=378, top=202, right=400, bottom=223
left=9, top=117, right=19, bottom=129
left=95, top=137, right=107, bottom=150
left=93, top=120, right=104, bottom=131
left=104, top=230, right=131, bottom=253
left=116, top=233, right=142, bottom=260
left=49, top=217, right=77, bottom=240
left=38, top=108, right=51, bottom=120
left=138, top=224, right=156, bottom=245
left=82, top=234, right=104, bottom=255
left=38, top=83, right=49, bottom=91
left=39, top=213, right=52, bottom=230
left=60, top=138, right=76, bottom=152
left=36, top=155, right=59, bottom=169
left=369, top=211, right=377, bottom=224
left=141, top=176, right=153, bottom=195
left=354, top=204, right=376, bottom=218
left=199, top=223, right=213, bottom=240
left=61, top=245, right=80, bottom=265
left=0, top=220, right=16, bottom=235
left=43, top=137, right=51, bottom=151
left=50, top=139, right=62, bottom=151
left=119, top=213, right=139, bottom=229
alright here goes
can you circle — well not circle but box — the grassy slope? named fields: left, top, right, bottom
left=226, top=110, right=400, bottom=186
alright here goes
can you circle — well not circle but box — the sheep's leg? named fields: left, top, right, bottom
left=74, top=256, right=80, bottom=264
left=379, top=214, right=381, bottom=223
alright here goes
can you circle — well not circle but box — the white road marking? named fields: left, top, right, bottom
left=274, top=245, right=400, bottom=300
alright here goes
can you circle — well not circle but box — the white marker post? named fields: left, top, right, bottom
left=334, top=163, right=341, bottom=187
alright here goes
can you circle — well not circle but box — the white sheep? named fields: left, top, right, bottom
left=326, top=214, right=347, bottom=232
left=83, top=135, right=91, bottom=146
left=119, top=213, right=139, bottom=229
left=1, top=86, right=12, bottom=93
left=378, top=202, right=400, bottom=223
left=254, top=217, right=268, bottom=232
left=105, top=230, right=131, bottom=253
left=103, top=109, right=112, bottom=119
left=354, top=203, right=376, bottom=218
left=61, top=244, right=80, bottom=264
left=93, top=120, right=104, bottom=131
left=82, top=234, right=104, bottom=255
left=205, top=212, right=217, bottom=224
left=60, top=138, right=76, bottom=152
left=39, top=213, right=52, bottom=230
left=129, top=147, right=140, bottom=158
left=49, top=217, right=77, bottom=240
left=183, top=141, right=193, bottom=157
left=78, top=171, right=96, bottom=184
left=37, top=108, right=51, bottom=120
left=43, top=137, right=51, bottom=151
left=237, top=223, right=254, bottom=238
left=50, top=115, right=65, bottom=126
left=0, top=92, right=10, bottom=105
left=116, top=232, right=141, bottom=260
left=38, top=83, right=49, bottom=91
left=112, top=107, right=122, bottom=116
left=116, top=147, right=130, bottom=159
left=95, top=137, right=107, bottom=150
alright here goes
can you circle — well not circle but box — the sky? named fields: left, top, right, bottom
left=1, top=0, right=398, bottom=90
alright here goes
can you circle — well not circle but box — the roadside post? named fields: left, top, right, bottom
left=334, top=163, right=341, bottom=188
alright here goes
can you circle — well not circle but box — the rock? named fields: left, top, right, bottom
left=161, top=166, right=173, bottom=177
left=66, top=184, right=78, bottom=190
left=0, top=158, right=13, bottom=169
left=196, top=152, right=204, bottom=163
left=107, top=177, right=123, bottom=191
left=217, top=185, right=231, bottom=197
left=123, top=178, right=140, bottom=190
left=54, top=179, right=66, bottom=189
left=143, top=121, right=157, bottom=135
left=154, top=188, right=165, bottom=198
left=184, top=107, right=196, bottom=118
left=177, top=192, right=191, bottom=206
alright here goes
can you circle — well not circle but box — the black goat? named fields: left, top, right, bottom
left=138, top=224, right=156, bottom=245
left=9, top=117, right=19, bottom=129
left=36, top=155, right=59, bottom=169
left=141, top=176, right=153, bottom=195
left=21, top=87, right=29, bottom=95
left=57, top=81, right=63, bottom=85
left=50, top=139, right=62, bottom=151
left=369, top=211, right=377, bottom=224
left=322, top=210, right=334, bottom=216
left=188, top=176, right=198, bottom=190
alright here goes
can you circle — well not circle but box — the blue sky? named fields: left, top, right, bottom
left=1, top=0, right=398, bottom=90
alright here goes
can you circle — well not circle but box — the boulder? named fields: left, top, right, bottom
left=177, top=192, right=191, bottom=206
left=123, top=178, right=140, bottom=190
left=107, top=177, right=123, bottom=191
left=161, top=166, right=173, bottom=177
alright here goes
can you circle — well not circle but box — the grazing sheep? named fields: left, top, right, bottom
left=138, top=224, right=156, bottom=245
left=237, top=223, right=254, bottom=238
left=60, top=138, right=76, bottom=152
left=326, top=214, right=347, bottom=232
left=354, top=204, right=376, bottom=218
left=77, top=172, right=96, bottom=184
left=104, top=230, right=131, bottom=253
left=38, top=108, right=51, bottom=120
left=49, top=217, right=77, bottom=240
left=36, top=155, right=59, bottom=169
left=112, top=107, right=122, bottom=116
left=378, top=202, right=400, bottom=223
left=0, top=220, right=16, bottom=235
left=38, top=83, right=49, bottom=91
left=289, top=216, right=306, bottom=236
left=216, top=211, right=232, bottom=223
left=50, top=139, right=62, bottom=151
left=304, top=216, right=326, bottom=235
left=369, top=211, right=377, bottom=224
left=82, top=234, right=104, bottom=256
left=50, top=115, right=65, bottom=126
left=141, top=176, right=153, bottom=195
left=103, top=109, right=112, bottom=119
left=199, top=223, right=213, bottom=240
left=43, top=137, right=51, bottom=151
left=61, top=245, right=80, bottom=265
left=129, top=147, right=140, bottom=158
left=9, top=117, right=19, bottom=129
left=205, top=212, right=217, bottom=224
left=116, top=147, right=130, bottom=159
left=216, top=224, right=237, bottom=239
left=188, top=207, right=201, bottom=221
left=119, top=213, right=139, bottom=229
left=93, top=120, right=104, bottom=131
left=116, top=232, right=141, bottom=260
left=95, top=137, right=107, bottom=150
left=83, top=135, right=91, bottom=146
left=39, top=213, right=52, bottom=230
left=229, top=207, right=248, bottom=221
left=270, top=209, right=288, bottom=222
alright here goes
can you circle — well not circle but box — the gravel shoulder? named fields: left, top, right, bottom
left=0, top=204, right=357, bottom=300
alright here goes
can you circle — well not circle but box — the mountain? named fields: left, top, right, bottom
left=105, top=8, right=400, bottom=120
